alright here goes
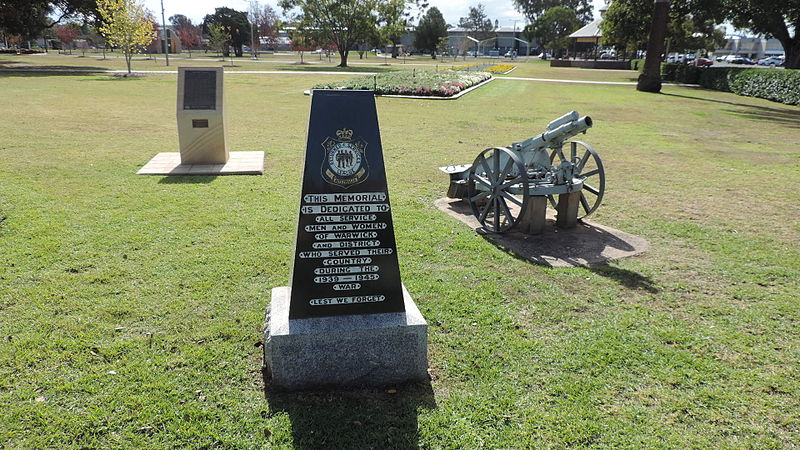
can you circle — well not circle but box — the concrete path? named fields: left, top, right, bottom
left=498, top=76, right=637, bottom=86
left=0, top=67, right=692, bottom=88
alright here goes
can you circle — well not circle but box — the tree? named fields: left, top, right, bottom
left=203, top=7, right=249, bottom=57
left=206, top=22, right=230, bottom=56
left=55, top=23, right=80, bottom=53
left=436, top=35, right=450, bottom=59
left=513, top=0, right=592, bottom=25
left=287, top=26, right=315, bottom=64
left=601, top=0, right=724, bottom=55
left=458, top=4, right=495, bottom=42
left=414, top=6, right=447, bottom=57
left=722, top=0, right=800, bottom=69
left=529, top=6, right=580, bottom=57
left=376, top=0, right=407, bottom=58
left=249, top=2, right=281, bottom=54
left=278, top=0, right=384, bottom=67
left=0, top=0, right=97, bottom=42
left=97, top=0, right=155, bottom=74
left=170, top=14, right=200, bottom=56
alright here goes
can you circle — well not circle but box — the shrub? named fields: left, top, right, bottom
left=674, top=64, right=703, bottom=84
left=662, top=63, right=678, bottom=81
left=698, top=67, right=748, bottom=92
left=630, top=59, right=644, bottom=71
left=729, top=69, right=800, bottom=105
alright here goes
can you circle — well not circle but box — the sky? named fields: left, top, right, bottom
left=142, top=0, right=608, bottom=28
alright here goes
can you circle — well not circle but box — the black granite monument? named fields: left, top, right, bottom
left=264, top=90, right=428, bottom=389
left=289, top=90, right=405, bottom=319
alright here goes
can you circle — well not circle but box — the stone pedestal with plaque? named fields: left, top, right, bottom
left=264, top=90, right=428, bottom=390
left=137, top=67, right=264, bottom=176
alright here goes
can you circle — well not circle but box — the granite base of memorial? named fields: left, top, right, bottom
left=264, top=285, right=428, bottom=390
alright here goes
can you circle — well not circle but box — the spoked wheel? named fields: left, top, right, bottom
left=548, top=140, right=605, bottom=219
left=467, top=147, right=529, bottom=233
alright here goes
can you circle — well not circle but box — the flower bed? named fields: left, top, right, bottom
left=485, top=64, right=515, bottom=74
left=313, top=71, right=492, bottom=97
left=446, top=63, right=481, bottom=71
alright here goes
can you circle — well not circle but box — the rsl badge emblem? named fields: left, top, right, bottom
left=321, top=128, right=369, bottom=188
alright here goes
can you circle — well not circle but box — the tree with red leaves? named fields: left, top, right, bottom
left=55, top=23, right=80, bottom=53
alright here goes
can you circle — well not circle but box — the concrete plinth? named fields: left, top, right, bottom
left=264, top=285, right=428, bottom=390
left=556, top=191, right=581, bottom=229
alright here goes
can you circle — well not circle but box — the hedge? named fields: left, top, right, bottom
left=629, top=60, right=799, bottom=105
left=697, top=67, right=749, bottom=92
left=729, top=69, right=800, bottom=105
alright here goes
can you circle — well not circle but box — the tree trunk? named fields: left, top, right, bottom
left=779, top=36, right=800, bottom=69
left=125, top=51, right=132, bottom=74
left=637, top=0, right=670, bottom=93
left=338, top=49, right=348, bottom=67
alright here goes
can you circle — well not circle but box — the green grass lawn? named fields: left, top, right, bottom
left=1, top=56, right=799, bottom=448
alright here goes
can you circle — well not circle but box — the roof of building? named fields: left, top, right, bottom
left=448, top=26, right=522, bottom=33
left=569, top=19, right=602, bottom=39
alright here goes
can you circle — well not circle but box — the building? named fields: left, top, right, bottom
left=712, top=36, right=784, bottom=60
left=568, top=0, right=609, bottom=56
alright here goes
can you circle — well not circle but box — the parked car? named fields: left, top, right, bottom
left=738, top=56, right=755, bottom=65
left=537, top=52, right=551, bottom=59
left=599, top=51, right=616, bottom=59
left=757, top=56, right=784, bottom=66
left=721, top=54, right=745, bottom=64
left=692, top=57, right=713, bottom=67
left=666, top=53, right=687, bottom=63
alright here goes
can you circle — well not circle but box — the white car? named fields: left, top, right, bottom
left=757, top=56, right=784, bottom=66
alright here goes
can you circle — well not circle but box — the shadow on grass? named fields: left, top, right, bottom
left=586, top=262, right=659, bottom=293
left=81, top=75, right=147, bottom=81
left=157, top=175, right=218, bottom=184
left=0, top=64, right=109, bottom=77
left=661, top=90, right=800, bottom=128
left=265, top=379, right=436, bottom=449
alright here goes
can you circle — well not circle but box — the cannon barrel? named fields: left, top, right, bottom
left=547, top=111, right=579, bottom=131
left=513, top=114, right=592, bottom=153
left=542, top=115, right=592, bottom=143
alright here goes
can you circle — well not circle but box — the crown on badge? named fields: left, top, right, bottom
left=336, top=128, right=353, bottom=141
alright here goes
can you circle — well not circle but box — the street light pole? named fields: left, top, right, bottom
left=160, top=0, right=169, bottom=66
left=248, top=1, right=257, bottom=59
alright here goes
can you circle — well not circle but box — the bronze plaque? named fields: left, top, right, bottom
left=183, top=70, right=217, bottom=110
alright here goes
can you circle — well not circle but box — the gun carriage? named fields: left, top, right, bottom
left=440, top=111, right=605, bottom=233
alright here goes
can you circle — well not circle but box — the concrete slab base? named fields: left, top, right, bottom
left=137, top=151, right=264, bottom=175
left=264, top=285, right=428, bottom=390
left=435, top=198, right=649, bottom=268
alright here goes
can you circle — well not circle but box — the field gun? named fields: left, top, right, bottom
left=440, top=111, right=605, bottom=233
